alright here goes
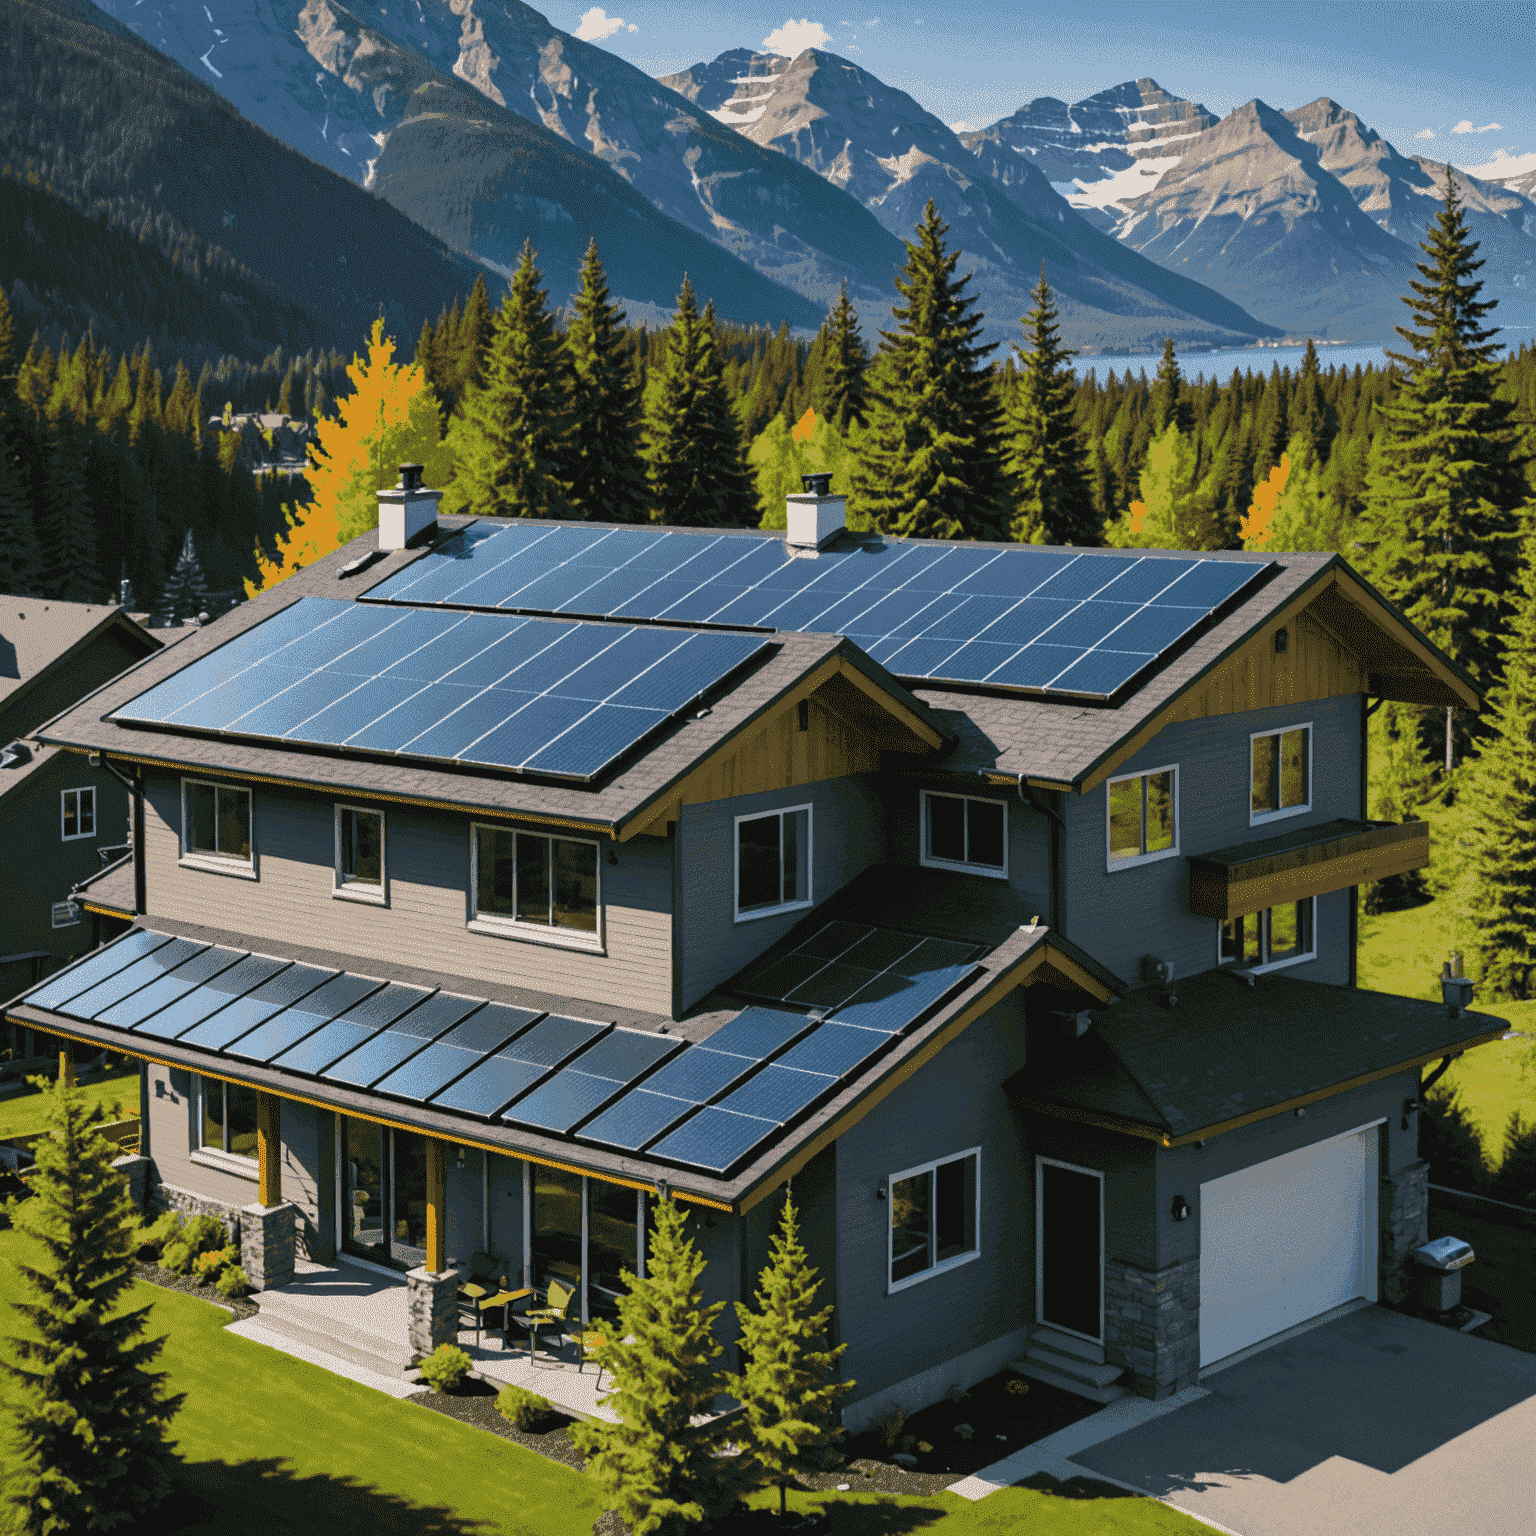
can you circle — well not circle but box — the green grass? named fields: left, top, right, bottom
left=0, top=1066, right=140, bottom=1141
left=0, top=1222, right=1206, bottom=1534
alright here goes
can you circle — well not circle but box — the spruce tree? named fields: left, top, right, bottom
left=1291, top=339, right=1336, bottom=462
left=566, top=240, right=649, bottom=522
left=0, top=287, right=41, bottom=594
left=1149, top=337, right=1192, bottom=436
left=1003, top=269, right=1098, bottom=545
left=0, top=1072, right=183, bottom=1532
left=443, top=245, right=574, bottom=520
left=35, top=416, right=102, bottom=602
left=724, top=1194, right=852, bottom=1519
left=569, top=1196, right=729, bottom=1535
left=645, top=279, right=758, bottom=527
left=853, top=200, right=1008, bottom=541
left=816, top=281, right=868, bottom=432
left=160, top=528, right=210, bottom=624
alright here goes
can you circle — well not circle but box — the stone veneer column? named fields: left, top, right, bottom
left=240, top=1202, right=297, bottom=1292
left=407, top=1268, right=460, bottom=1361
left=112, top=1153, right=150, bottom=1212
left=1378, top=1158, right=1429, bottom=1305
left=1103, top=1255, right=1201, bottom=1400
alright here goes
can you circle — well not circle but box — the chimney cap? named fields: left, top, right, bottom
left=399, top=463, right=424, bottom=492
left=801, top=472, right=833, bottom=497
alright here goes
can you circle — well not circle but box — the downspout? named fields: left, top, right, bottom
left=88, top=752, right=146, bottom=917
left=1020, top=774, right=1067, bottom=936
left=1419, top=1053, right=1461, bottom=1101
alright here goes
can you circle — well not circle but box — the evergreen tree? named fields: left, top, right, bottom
left=569, top=1196, right=730, bottom=1535
left=1003, top=269, right=1098, bottom=544
left=1149, top=337, right=1192, bottom=436
left=443, top=245, right=574, bottom=520
left=566, top=240, right=649, bottom=522
left=0, top=287, right=42, bottom=594
left=35, top=416, right=102, bottom=602
left=853, top=201, right=1007, bottom=541
left=1291, top=339, right=1336, bottom=462
left=161, top=528, right=210, bottom=624
left=816, top=281, right=868, bottom=432
left=0, top=1072, right=183, bottom=1532
left=1106, top=425, right=1199, bottom=548
left=645, top=279, right=758, bottom=527
left=724, top=1194, right=851, bottom=1518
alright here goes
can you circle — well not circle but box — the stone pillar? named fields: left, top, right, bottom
left=407, top=1267, right=460, bottom=1361
left=1379, top=1158, right=1429, bottom=1305
left=1103, top=1254, right=1201, bottom=1400
left=241, top=1201, right=296, bottom=1292
left=112, top=1153, right=150, bottom=1212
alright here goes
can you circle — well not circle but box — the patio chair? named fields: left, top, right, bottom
left=457, top=1253, right=528, bottom=1346
left=565, top=1324, right=610, bottom=1389
left=512, top=1280, right=574, bottom=1366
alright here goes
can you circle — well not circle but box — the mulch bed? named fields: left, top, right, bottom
left=134, top=1259, right=259, bottom=1322
left=408, top=1374, right=588, bottom=1471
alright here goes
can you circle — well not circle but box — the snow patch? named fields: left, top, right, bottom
left=199, top=46, right=222, bottom=77
left=1065, top=153, right=1182, bottom=211
left=712, top=102, right=768, bottom=126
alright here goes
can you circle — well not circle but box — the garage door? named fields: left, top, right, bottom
left=1199, top=1124, right=1380, bottom=1367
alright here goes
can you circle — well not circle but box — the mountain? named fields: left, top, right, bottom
left=0, top=0, right=493, bottom=360
left=660, top=48, right=1280, bottom=351
left=106, top=0, right=903, bottom=326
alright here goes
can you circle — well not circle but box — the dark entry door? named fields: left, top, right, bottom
left=1038, top=1159, right=1103, bottom=1341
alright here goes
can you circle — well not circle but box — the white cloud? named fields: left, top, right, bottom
left=1414, top=127, right=1436, bottom=141
left=573, top=7, right=637, bottom=41
left=762, top=18, right=833, bottom=52
left=1459, top=147, right=1536, bottom=180
left=1452, top=119, right=1502, bottom=135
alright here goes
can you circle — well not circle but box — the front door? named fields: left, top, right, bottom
left=1037, top=1157, right=1104, bottom=1342
left=341, top=1116, right=436, bottom=1272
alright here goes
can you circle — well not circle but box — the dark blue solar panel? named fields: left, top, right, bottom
left=716, top=1063, right=837, bottom=1125
left=97, top=946, right=249, bottom=1029
left=740, top=954, right=831, bottom=1000
left=280, top=604, right=409, bottom=670
left=268, top=983, right=434, bottom=1076
left=838, top=929, right=926, bottom=972
left=799, top=922, right=876, bottom=959
left=1096, top=604, right=1206, bottom=654
left=916, top=594, right=1018, bottom=643
left=392, top=688, right=525, bottom=760
left=776, top=1021, right=889, bottom=1078
left=23, top=930, right=174, bottom=1011
left=337, top=682, right=477, bottom=751
left=933, top=640, right=1015, bottom=683
left=431, top=1056, right=549, bottom=1118
left=322, top=993, right=487, bottom=1086
left=650, top=1104, right=777, bottom=1173
left=373, top=1004, right=543, bottom=1102
left=700, top=1007, right=813, bottom=1059
left=454, top=695, right=593, bottom=768
left=503, top=1070, right=622, bottom=1133
left=559, top=629, right=687, bottom=701
left=638, top=1046, right=758, bottom=1104
left=1030, top=559, right=1125, bottom=603
left=1094, top=558, right=1200, bottom=604
left=978, top=598, right=1076, bottom=647
left=131, top=954, right=292, bottom=1040
left=519, top=703, right=667, bottom=778
left=165, top=665, right=308, bottom=730
left=952, top=548, right=1077, bottom=596
left=1155, top=561, right=1263, bottom=609
left=882, top=636, right=963, bottom=678
left=504, top=1014, right=609, bottom=1067
left=62, top=938, right=208, bottom=1020
left=226, top=972, right=384, bottom=1063
left=830, top=963, right=980, bottom=1034
left=1049, top=649, right=1153, bottom=698
left=784, top=963, right=882, bottom=1010
left=580, top=1090, right=696, bottom=1151
left=891, top=938, right=982, bottom=976
left=986, top=645, right=1084, bottom=689
left=567, top=1029, right=679, bottom=1082
left=178, top=963, right=337, bottom=1051
left=610, top=634, right=769, bottom=713
left=436, top=625, right=559, bottom=690
left=232, top=672, right=363, bottom=737
left=1039, top=602, right=1142, bottom=651
left=378, top=613, right=501, bottom=681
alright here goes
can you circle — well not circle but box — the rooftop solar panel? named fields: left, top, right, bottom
left=372, top=1005, right=543, bottom=1103
left=697, top=1007, right=814, bottom=1060
left=579, top=1089, right=697, bottom=1151
left=225, top=972, right=385, bottom=1063
left=829, top=963, right=981, bottom=1034
left=715, top=1063, right=836, bottom=1126
left=268, top=983, right=434, bottom=1076
left=177, top=962, right=337, bottom=1052
left=322, top=993, right=487, bottom=1087
left=775, top=1021, right=890, bottom=1078
left=130, top=954, right=293, bottom=1040
left=649, top=1104, right=777, bottom=1174
left=63, top=938, right=209, bottom=1020
left=502, top=1070, right=623, bottom=1133
left=632, top=1046, right=758, bottom=1105
left=97, top=946, right=250, bottom=1030
left=23, top=929, right=173, bottom=1011
left=430, top=1055, right=549, bottom=1119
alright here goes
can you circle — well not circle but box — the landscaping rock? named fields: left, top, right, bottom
left=891, top=1452, right=918, bottom=1467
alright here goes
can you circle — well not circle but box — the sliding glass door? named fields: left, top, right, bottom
left=341, top=1117, right=441, bottom=1272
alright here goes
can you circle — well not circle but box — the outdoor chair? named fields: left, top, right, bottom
left=457, top=1252, right=528, bottom=1346
left=513, top=1279, right=574, bottom=1366
left=565, top=1323, right=609, bottom=1389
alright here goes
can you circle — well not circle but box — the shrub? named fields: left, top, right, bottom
left=160, top=1240, right=193, bottom=1275
left=416, top=1343, right=473, bottom=1393
left=495, top=1383, right=554, bottom=1431
left=180, top=1212, right=230, bottom=1259
left=1489, top=1110, right=1536, bottom=1208
left=131, top=1211, right=184, bottom=1260
left=215, top=1265, right=250, bottom=1300
left=875, top=1405, right=905, bottom=1449
left=193, top=1245, right=238, bottom=1283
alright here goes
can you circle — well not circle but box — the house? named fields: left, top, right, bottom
left=5, top=472, right=1507, bottom=1422
left=0, top=597, right=164, bottom=1074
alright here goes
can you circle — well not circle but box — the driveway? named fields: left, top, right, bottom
left=1073, top=1306, right=1536, bottom=1536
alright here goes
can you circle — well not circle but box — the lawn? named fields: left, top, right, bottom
left=0, top=1222, right=1206, bottom=1534
left=0, top=1065, right=141, bottom=1141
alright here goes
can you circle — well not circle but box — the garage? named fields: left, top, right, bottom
left=1198, top=1122, right=1381, bottom=1367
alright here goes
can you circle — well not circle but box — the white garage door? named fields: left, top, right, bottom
left=1199, top=1123, right=1380, bottom=1367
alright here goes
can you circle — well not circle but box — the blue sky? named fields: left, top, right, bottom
left=548, top=1, right=1536, bottom=179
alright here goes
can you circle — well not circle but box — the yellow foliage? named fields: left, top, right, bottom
left=245, top=495, right=345, bottom=597
left=1241, top=454, right=1290, bottom=549
left=791, top=406, right=817, bottom=442
left=1128, top=500, right=1147, bottom=533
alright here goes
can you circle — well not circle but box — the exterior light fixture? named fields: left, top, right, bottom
left=1274, top=627, right=1289, bottom=654
left=876, top=1179, right=888, bottom=1201
left=1171, top=1196, right=1191, bottom=1221
left=1402, top=1098, right=1418, bottom=1130
left=1295, top=1106, right=1306, bottom=1118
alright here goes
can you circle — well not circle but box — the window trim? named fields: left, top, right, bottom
left=467, top=822, right=604, bottom=953
left=179, top=777, right=256, bottom=878
left=191, top=1075, right=259, bottom=1178
left=1105, top=763, right=1180, bottom=871
left=919, top=790, right=1009, bottom=879
left=1216, top=895, right=1318, bottom=974
left=334, top=802, right=388, bottom=906
left=1249, top=720, right=1314, bottom=826
left=733, top=803, right=815, bottom=923
left=60, top=786, right=97, bottom=842
left=885, top=1146, right=982, bottom=1295
left=1035, top=1155, right=1105, bottom=1345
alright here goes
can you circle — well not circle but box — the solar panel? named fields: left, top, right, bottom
left=501, top=1027, right=676, bottom=1133
left=97, top=946, right=250, bottom=1030
left=362, top=524, right=1271, bottom=699
left=322, top=992, right=487, bottom=1087
left=829, top=963, right=981, bottom=1034
left=649, top=1104, right=777, bottom=1174
left=22, top=929, right=174, bottom=1011
left=268, top=983, right=434, bottom=1076
left=225, top=972, right=385, bottom=1064
left=178, top=963, right=338, bottom=1052
left=62, top=938, right=209, bottom=1020
left=776, top=1021, right=890, bottom=1078
left=579, top=1089, right=696, bottom=1151
left=131, top=954, right=293, bottom=1040
left=430, top=1055, right=548, bottom=1119
left=715, top=1063, right=837, bottom=1126
left=630, top=1046, right=758, bottom=1104
left=697, top=1007, right=814, bottom=1059
left=109, top=598, right=771, bottom=782
left=502, top=1014, right=611, bottom=1067
left=372, top=1004, right=543, bottom=1103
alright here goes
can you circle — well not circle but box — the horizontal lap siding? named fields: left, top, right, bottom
left=145, top=1060, right=260, bottom=1207
left=279, top=1097, right=330, bottom=1259
left=142, top=773, right=672, bottom=1015
left=487, top=1153, right=524, bottom=1277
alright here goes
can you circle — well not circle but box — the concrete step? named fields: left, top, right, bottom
left=251, top=1294, right=414, bottom=1377
left=1023, top=1343, right=1125, bottom=1389
left=1030, top=1326, right=1104, bottom=1365
left=1009, top=1357, right=1128, bottom=1405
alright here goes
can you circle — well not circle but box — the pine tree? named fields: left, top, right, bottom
left=1106, top=424, right=1200, bottom=548
left=444, top=245, right=574, bottom=520
left=645, top=279, right=759, bottom=527
left=161, top=528, right=210, bottom=623
left=566, top=240, right=649, bottom=522
left=0, top=1072, right=184, bottom=1532
left=35, top=415, right=102, bottom=602
left=1003, top=269, right=1098, bottom=545
left=815, top=281, right=868, bottom=432
left=724, top=1194, right=852, bottom=1518
left=853, top=201, right=1007, bottom=541
left=1149, top=338, right=1192, bottom=436
left=1291, top=339, right=1336, bottom=462
left=569, top=1196, right=729, bottom=1535
left=0, top=287, right=42, bottom=594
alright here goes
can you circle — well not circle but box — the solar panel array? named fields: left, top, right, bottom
left=22, top=923, right=984, bottom=1178
left=361, top=521, right=1271, bottom=701
left=109, top=596, right=771, bottom=782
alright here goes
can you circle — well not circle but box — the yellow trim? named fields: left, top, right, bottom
left=77, top=899, right=133, bottom=919
left=1015, top=1099, right=1171, bottom=1145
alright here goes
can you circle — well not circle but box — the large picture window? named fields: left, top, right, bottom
left=335, top=804, right=386, bottom=902
left=181, top=778, right=253, bottom=872
left=1251, top=723, right=1311, bottom=822
left=61, top=787, right=96, bottom=842
left=921, top=791, right=1007, bottom=877
left=1106, top=765, right=1178, bottom=869
left=196, top=1075, right=258, bottom=1163
left=1219, top=898, right=1316, bottom=972
left=471, top=825, right=600, bottom=945
left=887, top=1148, right=980, bottom=1292
left=735, top=805, right=812, bottom=920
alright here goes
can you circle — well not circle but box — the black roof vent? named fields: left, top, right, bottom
left=399, top=463, right=424, bottom=492
left=801, top=472, right=832, bottom=497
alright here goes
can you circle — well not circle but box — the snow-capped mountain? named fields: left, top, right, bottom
left=660, top=48, right=1279, bottom=350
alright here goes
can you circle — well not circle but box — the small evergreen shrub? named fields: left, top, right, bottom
left=131, top=1210, right=184, bottom=1259
left=193, top=1245, right=238, bottom=1283
left=875, top=1405, right=905, bottom=1449
left=495, top=1383, right=554, bottom=1431
left=160, top=1240, right=193, bottom=1275
left=417, top=1343, right=473, bottom=1393
left=180, top=1212, right=230, bottom=1258
left=215, top=1265, right=250, bottom=1300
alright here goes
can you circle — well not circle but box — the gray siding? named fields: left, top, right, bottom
left=677, top=775, right=887, bottom=1010
left=444, top=1148, right=484, bottom=1269
left=141, top=772, right=673, bottom=1015
left=144, top=1060, right=261, bottom=1208
left=487, top=1153, right=524, bottom=1276
left=278, top=1097, right=330, bottom=1260
left=1063, top=694, right=1363, bottom=985
left=1028, top=1115, right=1158, bottom=1276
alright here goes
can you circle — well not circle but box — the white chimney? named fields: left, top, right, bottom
left=378, top=463, right=442, bottom=550
left=785, top=473, right=846, bottom=550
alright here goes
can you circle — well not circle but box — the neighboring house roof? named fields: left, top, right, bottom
left=72, top=852, right=136, bottom=919
left=0, top=598, right=161, bottom=723
left=1015, top=967, right=1509, bottom=1147
left=0, top=739, right=58, bottom=796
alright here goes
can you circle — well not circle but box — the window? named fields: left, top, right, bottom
left=1219, top=898, right=1316, bottom=972
left=335, top=804, right=386, bottom=902
left=921, top=791, right=1007, bottom=877
left=1251, top=724, right=1311, bottom=822
left=887, top=1148, right=980, bottom=1292
left=1106, top=765, right=1178, bottom=868
left=181, top=779, right=253, bottom=872
left=734, top=805, right=812, bottom=920
left=471, top=825, right=600, bottom=945
left=61, top=787, right=96, bottom=841
left=196, top=1075, right=258, bottom=1164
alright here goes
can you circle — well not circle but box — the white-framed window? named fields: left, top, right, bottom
left=192, top=1074, right=259, bottom=1178
left=470, top=823, right=602, bottom=950
left=335, top=804, right=386, bottom=904
left=1250, top=722, right=1312, bottom=823
left=1106, top=764, right=1178, bottom=869
left=734, top=804, right=813, bottom=921
left=60, top=786, right=96, bottom=842
left=887, top=1147, right=981, bottom=1293
left=920, top=791, right=1008, bottom=878
left=180, top=778, right=255, bottom=877
left=1218, top=898, right=1317, bottom=972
